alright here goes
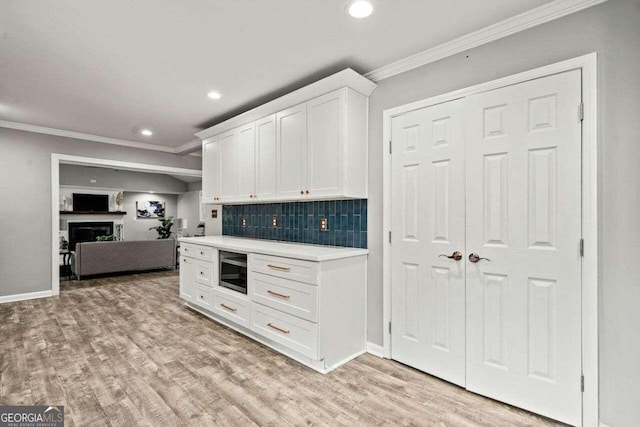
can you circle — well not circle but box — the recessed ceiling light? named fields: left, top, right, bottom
left=207, top=91, right=222, bottom=100
left=348, top=0, right=374, bottom=18
left=140, top=129, right=153, bottom=136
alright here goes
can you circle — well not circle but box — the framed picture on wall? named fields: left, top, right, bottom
left=136, top=200, right=165, bottom=218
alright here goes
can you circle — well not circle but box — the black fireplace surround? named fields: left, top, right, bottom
left=68, top=222, right=113, bottom=251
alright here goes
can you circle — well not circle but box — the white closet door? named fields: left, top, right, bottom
left=465, top=70, right=582, bottom=425
left=391, top=99, right=466, bottom=386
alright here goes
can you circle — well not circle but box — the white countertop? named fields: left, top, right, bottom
left=178, top=236, right=368, bottom=262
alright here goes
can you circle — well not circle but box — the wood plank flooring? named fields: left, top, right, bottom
left=1, top=271, right=562, bottom=426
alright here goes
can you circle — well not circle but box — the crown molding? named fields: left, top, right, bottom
left=364, top=0, right=608, bottom=82
left=0, top=119, right=195, bottom=155
left=175, top=138, right=203, bottom=155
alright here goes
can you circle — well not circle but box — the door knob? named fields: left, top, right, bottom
left=468, top=253, right=490, bottom=263
left=439, top=251, right=463, bottom=261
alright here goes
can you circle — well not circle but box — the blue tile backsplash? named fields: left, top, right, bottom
left=222, top=200, right=367, bottom=249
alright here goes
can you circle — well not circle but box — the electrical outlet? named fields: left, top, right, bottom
left=320, top=217, right=328, bottom=232
left=241, top=217, right=247, bottom=228
left=272, top=215, right=279, bottom=228
left=211, top=209, right=218, bottom=218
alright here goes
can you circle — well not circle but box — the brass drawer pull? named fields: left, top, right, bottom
left=267, top=264, right=291, bottom=272
left=267, top=323, right=290, bottom=334
left=220, top=304, right=237, bottom=312
left=267, top=290, right=291, bottom=300
left=200, top=251, right=204, bottom=255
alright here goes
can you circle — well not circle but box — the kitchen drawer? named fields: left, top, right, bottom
left=194, top=260, right=214, bottom=287
left=250, top=253, right=319, bottom=285
left=182, top=243, right=216, bottom=262
left=251, top=303, right=318, bottom=359
left=250, top=272, right=318, bottom=322
left=193, top=284, right=213, bottom=310
left=213, top=289, right=250, bottom=328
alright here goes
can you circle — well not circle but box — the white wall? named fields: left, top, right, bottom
left=0, top=127, right=201, bottom=298
left=366, top=1, right=640, bottom=425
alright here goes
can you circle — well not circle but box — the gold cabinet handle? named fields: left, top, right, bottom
left=305, top=190, right=309, bottom=194
left=267, top=290, right=291, bottom=300
left=267, top=323, right=290, bottom=334
left=267, top=264, right=291, bottom=272
left=200, top=251, right=204, bottom=255
left=220, top=304, right=237, bottom=312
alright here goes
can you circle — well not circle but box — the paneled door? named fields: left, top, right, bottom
left=391, top=98, right=467, bottom=387
left=390, top=69, right=582, bottom=425
left=465, top=70, right=582, bottom=425
left=255, top=114, right=278, bottom=200
left=238, top=122, right=256, bottom=202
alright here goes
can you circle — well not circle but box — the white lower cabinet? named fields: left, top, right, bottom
left=179, top=255, right=195, bottom=302
left=251, top=272, right=318, bottom=322
left=213, top=289, right=251, bottom=328
left=251, top=302, right=319, bottom=359
left=178, top=240, right=367, bottom=373
left=180, top=246, right=218, bottom=310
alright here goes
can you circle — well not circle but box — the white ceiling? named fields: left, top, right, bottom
left=0, top=0, right=552, bottom=149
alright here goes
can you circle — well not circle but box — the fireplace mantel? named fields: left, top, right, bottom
left=60, top=211, right=127, bottom=215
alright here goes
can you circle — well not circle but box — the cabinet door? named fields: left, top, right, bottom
left=219, top=129, right=239, bottom=202
left=238, top=123, right=256, bottom=202
left=179, top=255, right=195, bottom=302
left=277, top=103, right=307, bottom=199
left=202, top=138, right=221, bottom=202
left=307, top=89, right=345, bottom=197
left=255, top=114, right=277, bottom=200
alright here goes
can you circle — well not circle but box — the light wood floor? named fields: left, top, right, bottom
left=0, top=271, right=562, bottom=426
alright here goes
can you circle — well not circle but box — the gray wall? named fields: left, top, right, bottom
left=177, top=191, right=202, bottom=236
left=60, top=164, right=188, bottom=194
left=366, top=1, right=640, bottom=425
left=187, top=181, right=202, bottom=192
left=123, top=192, right=178, bottom=240
left=0, top=128, right=201, bottom=298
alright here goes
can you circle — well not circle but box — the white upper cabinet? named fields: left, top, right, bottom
left=202, top=137, right=221, bottom=203
left=276, top=103, right=307, bottom=199
left=196, top=69, right=376, bottom=204
left=219, top=129, right=239, bottom=202
left=255, top=114, right=277, bottom=200
left=237, top=122, right=256, bottom=202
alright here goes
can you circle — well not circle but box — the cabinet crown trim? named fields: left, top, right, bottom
left=196, top=69, right=376, bottom=142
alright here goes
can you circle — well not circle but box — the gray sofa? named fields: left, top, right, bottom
left=72, top=239, right=176, bottom=279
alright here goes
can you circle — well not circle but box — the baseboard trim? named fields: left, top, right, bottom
left=0, top=290, right=54, bottom=304
left=366, top=342, right=385, bottom=358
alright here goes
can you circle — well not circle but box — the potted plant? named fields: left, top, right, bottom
left=149, top=217, right=174, bottom=239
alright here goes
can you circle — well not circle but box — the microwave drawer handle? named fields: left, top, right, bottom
left=267, top=264, right=291, bottom=272
left=220, top=303, right=237, bottom=313
left=267, top=323, right=290, bottom=334
left=267, top=290, right=291, bottom=300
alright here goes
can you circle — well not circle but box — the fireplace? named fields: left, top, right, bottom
left=68, top=222, right=114, bottom=251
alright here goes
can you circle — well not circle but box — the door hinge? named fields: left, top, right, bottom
left=579, top=102, right=584, bottom=122
left=389, top=140, right=392, bottom=154
left=388, top=321, right=392, bottom=334
left=581, top=374, right=584, bottom=392
left=580, top=238, right=584, bottom=257
left=388, top=231, right=392, bottom=243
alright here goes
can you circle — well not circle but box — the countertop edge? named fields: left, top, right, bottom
left=178, top=237, right=368, bottom=262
